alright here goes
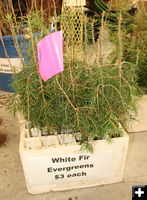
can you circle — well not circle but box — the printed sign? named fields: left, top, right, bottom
left=26, top=151, right=112, bottom=186
left=0, top=58, right=23, bottom=74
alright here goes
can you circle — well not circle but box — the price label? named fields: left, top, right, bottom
left=26, top=151, right=112, bottom=186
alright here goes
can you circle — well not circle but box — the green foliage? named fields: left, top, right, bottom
left=122, top=10, right=147, bottom=84
left=107, top=5, right=147, bottom=93
left=94, top=0, right=109, bottom=15
left=8, top=6, right=141, bottom=150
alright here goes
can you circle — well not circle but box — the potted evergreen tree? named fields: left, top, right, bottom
left=8, top=1, right=140, bottom=194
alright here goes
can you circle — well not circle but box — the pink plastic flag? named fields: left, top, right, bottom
left=37, top=31, right=64, bottom=81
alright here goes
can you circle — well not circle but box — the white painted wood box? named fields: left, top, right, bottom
left=19, top=121, right=129, bottom=194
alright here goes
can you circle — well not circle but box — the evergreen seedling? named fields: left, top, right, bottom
left=7, top=3, right=140, bottom=151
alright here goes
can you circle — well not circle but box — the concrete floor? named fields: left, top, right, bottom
left=0, top=90, right=147, bottom=200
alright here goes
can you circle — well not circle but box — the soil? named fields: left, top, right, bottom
left=0, top=91, right=12, bottom=147
left=0, top=115, right=8, bottom=147
left=0, top=109, right=7, bottom=147
left=0, top=132, right=7, bottom=147
left=0, top=118, right=3, bottom=124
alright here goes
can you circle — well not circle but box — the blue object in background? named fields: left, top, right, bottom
left=0, top=33, right=39, bottom=92
left=0, top=34, right=27, bottom=58
left=0, top=34, right=27, bottom=92
left=0, top=73, right=13, bottom=92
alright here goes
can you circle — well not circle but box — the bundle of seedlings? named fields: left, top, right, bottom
left=7, top=1, right=140, bottom=152
left=106, top=1, right=147, bottom=93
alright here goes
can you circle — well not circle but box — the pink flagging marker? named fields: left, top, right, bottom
left=37, top=31, right=64, bottom=81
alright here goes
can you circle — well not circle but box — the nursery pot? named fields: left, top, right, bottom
left=19, top=120, right=129, bottom=194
